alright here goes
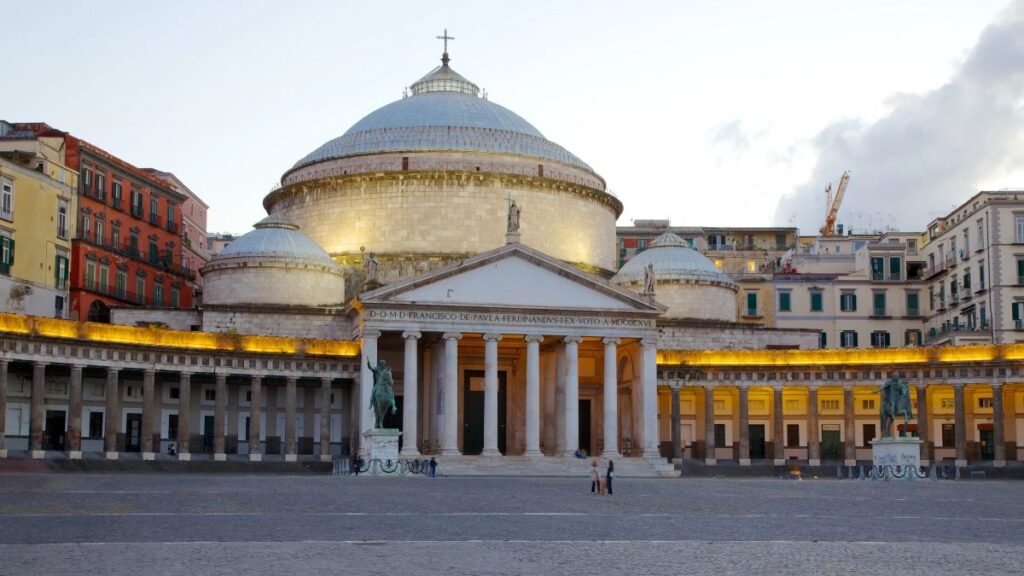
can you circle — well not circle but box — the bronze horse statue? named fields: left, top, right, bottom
left=367, top=359, right=397, bottom=429
left=879, top=377, right=913, bottom=438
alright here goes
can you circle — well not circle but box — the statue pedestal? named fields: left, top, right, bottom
left=363, top=428, right=402, bottom=463
left=870, top=436, right=922, bottom=468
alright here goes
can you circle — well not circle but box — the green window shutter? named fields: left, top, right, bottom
left=852, top=332, right=859, bottom=347
left=907, top=292, right=918, bottom=309
left=8, top=237, right=14, bottom=268
left=873, top=293, right=885, bottom=309
left=851, top=294, right=857, bottom=311
left=889, top=257, right=901, bottom=275
left=1013, top=303, right=1021, bottom=321
left=0, top=237, right=9, bottom=273
left=54, top=255, right=61, bottom=285
left=1017, top=259, right=1024, bottom=281
left=746, top=293, right=757, bottom=310
left=779, top=292, right=790, bottom=311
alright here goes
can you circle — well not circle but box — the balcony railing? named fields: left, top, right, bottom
left=906, top=307, right=921, bottom=317
left=872, top=307, right=887, bottom=316
left=80, top=278, right=171, bottom=308
left=871, top=271, right=884, bottom=281
left=75, top=231, right=196, bottom=281
left=742, top=308, right=763, bottom=318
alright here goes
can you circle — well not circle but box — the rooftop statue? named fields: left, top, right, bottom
left=643, top=262, right=656, bottom=295
left=507, top=199, right=521, bottom=234
left=367, top=359, right=397, bottom=429
left=879, top=376, right=913, bottom=438
left=364, top=251, right=380, bottom=283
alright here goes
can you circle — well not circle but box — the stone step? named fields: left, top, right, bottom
left=431, top=455, right=675, bottom=477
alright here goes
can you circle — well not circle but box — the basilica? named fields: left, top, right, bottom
left=0, top=48, right=1019, bottom=475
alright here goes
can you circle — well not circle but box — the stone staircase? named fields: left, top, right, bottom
left=433, top=454, right=679, bottom=477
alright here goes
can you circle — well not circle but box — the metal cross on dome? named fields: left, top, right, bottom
left=437, top=28, right=454, bottom=65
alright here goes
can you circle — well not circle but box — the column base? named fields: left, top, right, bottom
left=30, top=450, right=45, bottom=459
left=142, top=452, right=155, bottom=461
left=600, top=451, right=621, bottom=458
left=285, top=454, right=297, bottom=462
left=704, top=458, right=717, bottom=465
left=994, top=459, right=1006, bottom=468
left=773, top=458, right=786, bottom=466
left=480, top=449, right=501, bottom=457
left=955, top=459, right=968, bottom=468
left=249, top=454, right=263, bottom=462
left=68, top=451, right=83, bottom=460
left=399, top=449, right=422, bottom=458
left=438, top=449, right=461, bottom=456
left=739, top=458, right=751, bottom=466
left=843, top=459, right=856, bottom=466
left=319, top=454, right=332, bottom=463
left=808, top=458, right=821, bottom=466
left=178, top=452, right=191, bottom=461
left=214, top=453, right=227, bottom=462
left=523, top=450, right=546, bottom=459
left=105, top=451, right=119, bottom=460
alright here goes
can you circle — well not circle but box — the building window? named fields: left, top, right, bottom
left=135, top=275, right=146, bottom=305
left=96, top=172, right=106, bottom=201
left=57, top=200, right=69, bottom=239
left=150, top=197, right=159, bottom=225
left=888, top=257, right=901, bottom=281
left=0, top=235, right=14, bottom=275
left=112, top=226, right=120, bottom=250
left=171, top=286, right=180, bottom=308
left=810, top=291, right=823, bottom=312
left=862, top=399, right=875, bottom=410
left=167, top=204, right=176, bottom=232
left=745, top=292, right=759, bottom=316
left=204, top=389, right=216, bottom=402
left=818, top=331, right=827, bottom=349
left=1016, top=216, right=1024, bottom=243
left=786, top=424, right=800, bottom=448
left=778, top=292, right=791, bottom=312
left=840, top=330, right=858, bottom=348
left=977, top=220, right=984, bottom=250
left=167, top=414, right=179, bottom=441
left=116, top=270, right=127, bottom=299
left=840, top=292, right=857, bottom=312
left=862, top=423, right=877, bottom=446
left=906, top=292, right=919, bottom=316
left=904, top=330, right=922, bottom=346
left=54, top=255, right=69, bottom=290
left=99, top=265, right=109, bottom=292
left=154, top=282, right=164, bottom=307
left=95, top=219, right=104, bottom=246
left=169, top=387, right=180, bottom=400
left=941, top=424, right=955, bottom=447
left=907, top=239, right=918, bottom=255
left=148, top=239, right=159, bottom=265
left=82, top=168, right=93, bottom=193
left=131, top=189, right=142, bottom=217
left=714, top=423, right=726, bottom=447
left=0, top=177, right=12, bottom=221
left=88, top=412, right=103, bottom=438
left=978, top=397, right=993, bottom=409
left=85, top=261, right=96, bottom=290
left=872, top=292, right=886, bottom=316
left=1013, top=302, right=1023, bottom=329
left=870, top=257, right=884, bottom=281
left=821, top=399, right=840, bottom=411
left=870, top=331, right=890, bottom=348
left=112, top=181, right=122, bottom=209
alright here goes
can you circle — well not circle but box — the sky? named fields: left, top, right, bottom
left=3, top=1, right=1022, bottom=235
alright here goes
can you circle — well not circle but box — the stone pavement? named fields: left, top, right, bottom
left=0, top=474, right=1021, bottom=575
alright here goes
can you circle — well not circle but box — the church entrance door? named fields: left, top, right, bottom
left=43, top=410, right=66, bottom=451
left=462, top=370, right=507, bottom=455
left=579, top=399, right=591, bottom=455
left=125, top=413, right=142, bottom=452
left=748, top=424, right=765, bottom=459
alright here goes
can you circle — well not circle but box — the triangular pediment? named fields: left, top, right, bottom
left=360, top=243, right=662, bottom=313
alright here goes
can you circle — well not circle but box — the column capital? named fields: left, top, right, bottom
left=703, top=383, right=715, bottom=391
left=807, top=384, right=819, bottom=392
left=33, top=361, right=48, bottom=369
left=143, top=368, right=157, bottom=377
left=402, top=330, right=422, bottom=340
left=602, top=337, right=621, bottom=346
left=70, top=365, right=84, bottom=374
left=107, top=367, right=120, bottom=377
left=563, top=335, right=583, bottom=345
left=179, top=370, right=195, bottom=378
left=363, top=329, right=383, bottom=339
left=215, top=372, right=227, bottom=383
left=285, top=375, right=299, bottom=384
left=482, top=333, right=503, bottom=342
left=442, top=332, right=462, bottom=341
left=640, top=338, right=657, bottom=347
left=771, top=384, right=783, bottom=392
left=524, top=334, right=544, bottom=343
left=991, top=380, right=1003, bottom=390
left=321, top=376, right=332, bottom=385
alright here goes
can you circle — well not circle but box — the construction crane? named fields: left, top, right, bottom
left=819, top=170, right=851, bottom=236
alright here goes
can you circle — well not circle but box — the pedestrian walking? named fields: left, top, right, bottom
left=429, top=456, right=437, bottom=477
left=590, top=459, right=604, bottom=494
left=606, top=460, right=614, bottom=495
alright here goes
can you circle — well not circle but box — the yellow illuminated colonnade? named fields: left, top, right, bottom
left=659, top=344, right=1024, bottom=368
left=0, top=313, right=359, bottom=358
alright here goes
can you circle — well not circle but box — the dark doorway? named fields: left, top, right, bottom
left=125, top=413, right=142, bottom=452
left=87, top=300, right=110, bottom=323
left=749, top=424, right=765, bottom=459
left=203, top=415, right=215, bottom=453
left=462, top=370, right=507, bottom=455
left=979, top=427, right=995, bottom=460
left=821, top=425, right=841, bottom=460
left=43, top=410, right=66, bottom=451
left=579, top=399, right=592, bottom=455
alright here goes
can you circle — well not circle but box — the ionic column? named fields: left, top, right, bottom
left=67, top=366, right=83, bottom=459
left=359, top=330, right=381, bottom=444
left=440, top=332, right=461, bottom=455
left=954, top=384, right=967, bottom=467
left=524, top=335, right=543, bottom=456
left=213, top=373, right=227, bottom=461
left=401, top=331, right=422, bottom=457
left=104, top=368, right=120, bottom=459
left=601, top=337, right=619, bottom=457
left=319, top=377, right=331, bottom=462
left=141, top=369, right=156, bottom=460
left=482, top=333, right=502, bottom=456
left=843, top=385, right=856, bottom=466
left=249, top=376, right=263, bottom=461
left=29, top=362, right=46, bottom=458
left=772, top=385, right=785, bottom=465
left=562, top=336, right=581, bottom=456
left=704, top=384, right=716, bottom=465
left=807, top=385, right=820, bottom=465
left=178, top=372, right=192, bottom=461
left=285, top=376, right=297, bottom=461
left=640, top=338, right=659, bottom=457
left=670, top=385, right=682, bottom=462
left=0, top=359, right=7, bottom=458
left=738, top=387, right=750, bottom=465
left=915, top=384, right=929, bottom=465
left=992, top=381, right=1005, bottom=467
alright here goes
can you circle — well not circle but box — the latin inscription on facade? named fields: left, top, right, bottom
left=365, top=308, right=655, bottom=330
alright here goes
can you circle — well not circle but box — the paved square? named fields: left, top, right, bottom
left=0, top=473, right=1021, bottom=575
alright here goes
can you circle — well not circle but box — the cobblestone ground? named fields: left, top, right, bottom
left=0, top=474, right=1021, bottom=575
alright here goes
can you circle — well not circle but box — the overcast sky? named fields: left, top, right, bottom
left=3, top=1, right=1021, bottom=235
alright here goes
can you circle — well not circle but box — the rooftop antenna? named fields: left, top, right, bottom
left=437, top=28, right=455, bottom=66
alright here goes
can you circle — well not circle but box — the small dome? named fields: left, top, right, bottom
left=613, top=232, right=737, bottom=288
left=215, top=215, right=341, bottom=270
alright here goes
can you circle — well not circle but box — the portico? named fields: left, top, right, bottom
left=354, top=242, right=664, bottom=462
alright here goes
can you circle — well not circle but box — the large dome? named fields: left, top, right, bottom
left=286, top=60, right=593, bottom=178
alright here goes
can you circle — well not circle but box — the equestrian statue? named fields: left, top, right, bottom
left=367, top=358, right=397, bottom=429
left=878, top=376, right=913, bottom=438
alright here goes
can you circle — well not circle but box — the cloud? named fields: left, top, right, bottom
left=710, top=119, right=751, bottom=153
left=774, top=1, right=1024, bottom=233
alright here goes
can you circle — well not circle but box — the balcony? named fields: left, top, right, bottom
left=906, top=307, right=921, bottom=317
left=872, top=307, right=888, bottom=317
left=742, top=308, right=763, bottom=318
left=80, top=278, right=169, bottom=308
left=871, top=271, right=884, bottom=281
left=74, top=231, right=196, bottom=281
left=924, top=322, right=993, bottom=345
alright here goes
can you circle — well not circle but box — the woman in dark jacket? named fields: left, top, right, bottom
left=605, top=460, right=615, bottom=495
